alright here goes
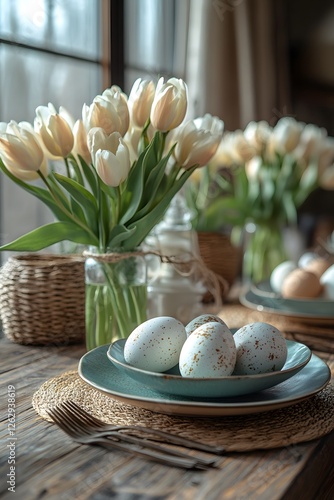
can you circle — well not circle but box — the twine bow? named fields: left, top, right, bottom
left=83, top=249, right=228, bottom=311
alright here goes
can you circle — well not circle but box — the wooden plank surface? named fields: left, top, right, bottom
left=1, top=328, right=333, bottom=500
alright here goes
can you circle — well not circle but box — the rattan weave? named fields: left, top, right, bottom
left=0, top=254, right=85, bottom=345
left=198, top=232, right=240, bottom=286
left=32, top=370, right=334, bottom=452
left=198, top=232, right=240, bottom=302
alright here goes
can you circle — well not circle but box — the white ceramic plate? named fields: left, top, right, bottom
left=78, top=345, right=330, bottom=416
left=107, top=339, right=311, bottom=398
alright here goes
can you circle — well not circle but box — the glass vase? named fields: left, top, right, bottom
left=84, top=249, right=148, bottom=351
left=242, top=221, right=288, bottom=284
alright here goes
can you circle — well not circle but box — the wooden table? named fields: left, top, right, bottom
left=1, top=321, right=334, bottom=500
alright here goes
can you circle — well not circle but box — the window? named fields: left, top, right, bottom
left=123, top=0, right=189, bottom=93
left=0, top=0, right=192, bottom=262
left=0, top=0, right=110, bottom=261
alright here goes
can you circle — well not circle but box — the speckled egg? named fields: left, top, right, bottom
left=124, top=316, right=187, bottom=372
left=185, top=314, right=228, bottom=337
left=270, top=261, right=297, bottom=293
left=233, top=322, right=287, bottom=375
left=179, top=321, right=236, bottom=378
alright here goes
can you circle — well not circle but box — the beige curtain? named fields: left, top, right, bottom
left=185, top=0, right=290, bottom=131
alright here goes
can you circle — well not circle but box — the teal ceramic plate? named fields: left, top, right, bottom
left=252, top=280, right=334, bottom=308
left=107, top=339, right=311, bottom=398
left=241, top=287, right=334, bottom=323
left=78, top=346, right=330, bottom=416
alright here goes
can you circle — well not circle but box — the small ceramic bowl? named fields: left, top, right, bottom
left=107, top=339, right=311, bottom=398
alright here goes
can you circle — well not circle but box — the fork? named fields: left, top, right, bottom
left=47, top=401, right=224, bottom=470
left=62, top=400, right=225, bottom=454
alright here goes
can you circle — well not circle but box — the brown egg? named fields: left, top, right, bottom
left=304, top=258, right=332, bottom=278
left=281, top=268, right=323, bottom=299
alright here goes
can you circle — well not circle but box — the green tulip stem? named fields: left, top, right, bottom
left=97, top=186, right=106, bottom=252
left=85, top=255, right=148, bottom=348
left=64, top=157, right=71, bottom=178
left=243, top=222, right=287, bottom=283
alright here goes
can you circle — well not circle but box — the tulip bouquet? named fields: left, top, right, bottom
left=0, top=77, right=224, bottom=348
left=187, top=117, right=334, bottom=283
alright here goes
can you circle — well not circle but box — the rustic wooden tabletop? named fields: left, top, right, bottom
left=1, top=304, right=334, bottom=500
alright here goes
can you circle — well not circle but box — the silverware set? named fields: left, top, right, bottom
left=47, top=400, right=224, bottom=469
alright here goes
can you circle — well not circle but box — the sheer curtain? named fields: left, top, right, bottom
left=185, top=0, right=289, bottom=130
left=123, top=0, right=288, bottom=130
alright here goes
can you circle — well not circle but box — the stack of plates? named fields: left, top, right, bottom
left=240, top=281, right=334, bottom=325
left=78, top=334, right=330, bottom=417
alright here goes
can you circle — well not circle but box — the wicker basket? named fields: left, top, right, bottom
left=0, top=254, right=86, bottom=346
left=197, top=232, right=240, bottom=300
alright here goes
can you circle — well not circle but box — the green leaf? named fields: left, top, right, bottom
left=119, top=154, right=145, bottom=224
left=234, top=166, right=249, bottom=199
left=282, top=192, right=297, bottom=225
left=68, top=155, right=85, bottom=185
left=47, top=172, right=72, bottom=211
left=119, top=133, right=167, bottom=225
left=54, top=173, right=99, bottom=232
left=124, top=167, right=195, bottom=250
left=143, top=131, right=162, bottom=174
left=261, top=170, right=275, bottom=201
left=78, top=156, right=99, bottom=198
left=142, top=150, right=173, bottom=205
left=296, top=163, right=318, bottom=206
left=0, top=222, right=98, bottom=252
left=130, top=155, right=172, bottom=223
left=107, top=224, right=137, bottom=248
left=137, top=131, right=164, bottom=185
left=97, top=188, right=110, bottom=250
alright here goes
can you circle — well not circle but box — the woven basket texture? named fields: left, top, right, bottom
left=198, top=232, right=240, bottom=286
left=32, top=370, right=334, bottom=452
left=197, top=232, right=240, bottom=302
left=0, top=254, right=86, bottom=346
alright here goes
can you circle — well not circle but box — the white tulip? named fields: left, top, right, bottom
left=83, top=86, right=129, bottom=137
left=95, top=137, right=130, bottom=187
left=35, top=103, right=74, bottom=157
left=87, top=127, right=110, bottom=158
left=128, top=79, right=155, bottom=127
left=150, top=77, right=188, bottom=132
left=271, top=117, right=303, bottom=154
left=244, top=120, right=272, bottom=153
left=92, top=131, right=131, bottom=187
left=0, top=120, right=45, bottom=172
left=228, top=130, right=256, bottom=163
left=245, top=156, right=262, bottom=180
left=123, top=126, right=142, bottom=164
left=293, top=123, right=327, bottom=163
left=209, top=133, right=235, bottom=167
left=172, top=114, right=224, bottom=168
left=72, top=119, right=91, bottom=165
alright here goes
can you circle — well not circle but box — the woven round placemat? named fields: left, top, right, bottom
left=32, top=370, right=334, bottom=452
